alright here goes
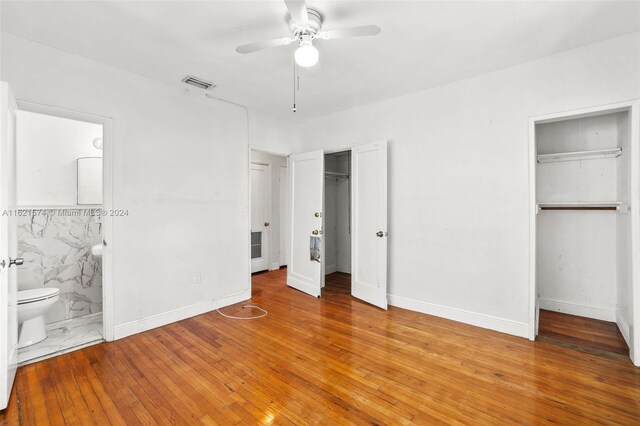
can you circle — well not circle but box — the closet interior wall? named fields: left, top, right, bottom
left=324, top=152, right=351, bottom=275
left=536, top=110, right=631, bottom=340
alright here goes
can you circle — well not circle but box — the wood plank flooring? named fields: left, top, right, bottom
left=323, top=271, right=352, bottom=299
left=538, top=309, right=629, bottom=360
left=2, top=268, right=640, bottom=425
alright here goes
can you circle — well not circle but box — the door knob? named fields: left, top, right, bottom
left=314, top=212, right=322, bottom=218
left=376, top=231, right=385, bottom=237
left=9, top=257, right=24, bottom=267
left=264, top=222, right=270, bottom=227
left=312, top=230, right=319, bottom=235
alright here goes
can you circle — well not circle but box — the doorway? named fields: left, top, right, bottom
left=13, top=102, right=113, bottom=365
left=287, top=141, right=388, bottom=309
left=529, top=101, right=640, bottom=366
left=250, top=150, right=288, bottom=274
left=323, top=151, right=352, bottom=298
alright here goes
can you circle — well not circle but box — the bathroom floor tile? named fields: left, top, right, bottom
left=17, top=313, right=103, bottom=366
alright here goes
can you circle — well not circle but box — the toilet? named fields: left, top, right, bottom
left=17, top=288, right=60, bottom=348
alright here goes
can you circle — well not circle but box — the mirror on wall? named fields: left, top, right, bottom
left=77, top=157, right=103, bottom=205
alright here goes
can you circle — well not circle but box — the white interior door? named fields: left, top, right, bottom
left=351, top=140, right=388, bottom=309
left=0, top=82, right=18, bottom=410
left=250, top=163, right=271, bottom=273
left=287, top=150, right=324, bottom=297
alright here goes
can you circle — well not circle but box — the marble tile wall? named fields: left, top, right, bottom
left=17, top=208, right=102, bottom=323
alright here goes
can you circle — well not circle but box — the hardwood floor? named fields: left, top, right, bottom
left=2, top=268, right=640, bottom=424
left=538, top=309, right=629, bottom=360
left=323, top=271, right=352, bottom=300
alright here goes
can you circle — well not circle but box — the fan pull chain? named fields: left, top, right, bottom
left=292, top=60, right=297, bottom=113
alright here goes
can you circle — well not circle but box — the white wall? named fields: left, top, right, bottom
left=336, top=178, right=351, bottom=274
left=537, top=212, right=617, bottom=320
left=16, top=110, right=103, bottom=206
left=324, top=176, right=339, bottom=274
left=250, top=150, right=287, bottom=270
left=249, top=109, right=296, bottom=155
left=1, top=33, right=289, bottom=337
left=278, top=166, right=287, bottom=266
left=295, top=32, right=640, bottom=337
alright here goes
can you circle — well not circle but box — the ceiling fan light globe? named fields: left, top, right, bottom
left=294, top=44, right=319, bottom=67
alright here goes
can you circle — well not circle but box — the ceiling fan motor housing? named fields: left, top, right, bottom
left=288, top=8, right=323, bottom=36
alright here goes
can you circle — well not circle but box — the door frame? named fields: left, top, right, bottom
left=247, top=146, right=291, bottom=291
left=16, top=101, right=115, bottom=342
left=528, top=99, right=640, bottom=366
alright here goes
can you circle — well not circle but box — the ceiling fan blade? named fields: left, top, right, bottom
left=236, top=36, right=297, bottom=54
left=317, top=25, right=381, bottom=40
left=284, top=0, right=308, bottom=27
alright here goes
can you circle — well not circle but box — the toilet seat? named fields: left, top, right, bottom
left=18, top=288, right=60, bottom=305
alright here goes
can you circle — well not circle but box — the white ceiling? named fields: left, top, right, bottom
left=2, top=1, right=639, bottom=119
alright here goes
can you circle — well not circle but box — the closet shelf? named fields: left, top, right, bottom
left=537, top=148, right=622, bottom=163
left=325, top=171, right=350, bottom=178
left=537, top=201, right=625, bottom=211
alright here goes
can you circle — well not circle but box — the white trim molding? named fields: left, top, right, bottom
left=388, top=294, right=529, bottom=338
left=538, top=298, right=616, bottom=322
left=113, top=288, right=251, bottom=340
left=617, top=311, right=631, bottom=348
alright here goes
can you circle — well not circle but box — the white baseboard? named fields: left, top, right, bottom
left=388, top=294, right=529, bottom=338
left=325, top=263, right=338, bottom=274
left=538, top=298, right=616, bottom=322
left=113, top=288, right=251, bottom=340
left=269, top=262, right=281, bottom=271
left=616, top=311, right=631, bottom=347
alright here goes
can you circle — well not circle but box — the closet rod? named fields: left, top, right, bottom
left=537, top=201, right=625, bottom=212
left=325, top=171, right=349, bottom=178
left=539, top=206, right=617, bottom=211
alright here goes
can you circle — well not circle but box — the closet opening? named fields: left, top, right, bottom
left=322, top=150, right=352, bottom=300
left=533, top=106, right=634, bottom=361
left=287, top=141, right=387, bottom=308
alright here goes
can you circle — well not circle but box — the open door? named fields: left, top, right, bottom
left=0, top=82, right=19, bottom=410
left=287, top=150, right=324, bottom=297
left=351, top=140, right=388, bottom=309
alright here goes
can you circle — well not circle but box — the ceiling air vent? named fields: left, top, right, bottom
left=181, top=75, right=216, bottom=90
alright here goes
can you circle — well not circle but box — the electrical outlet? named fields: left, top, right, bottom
left=193, top=272, right=202, bottom=284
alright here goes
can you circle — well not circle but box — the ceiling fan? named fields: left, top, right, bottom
left=235, top=0, right=381, bottom=67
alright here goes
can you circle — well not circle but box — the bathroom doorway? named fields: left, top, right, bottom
left=14, top=102, right=113, bottom=365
